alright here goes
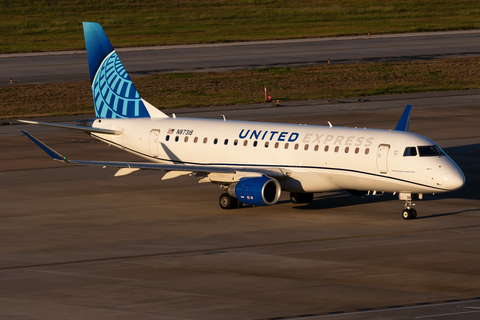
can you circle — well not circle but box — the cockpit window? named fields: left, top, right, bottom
left=403, top=147, right=417, bottom=157
left=418, top=145, right=445, bottom=157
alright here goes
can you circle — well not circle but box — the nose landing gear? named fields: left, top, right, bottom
left=399, top=192, right=420, bottom=220
left=402, top=207, right=417, bottom=220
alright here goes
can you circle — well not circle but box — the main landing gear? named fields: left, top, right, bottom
left=290, top=192, right=314, bottom=204
left=219, top=193, right=243, bottom=210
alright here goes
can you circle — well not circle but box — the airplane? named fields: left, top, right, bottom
left=19, top=22, right=465, bottom=220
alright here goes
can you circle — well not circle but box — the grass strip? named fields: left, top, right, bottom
left=2, top=57, right=480, bottom=119
left=1, top=0, right=480, bottom=53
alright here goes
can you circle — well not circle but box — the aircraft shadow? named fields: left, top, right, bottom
left=290, top=192, right=395, bottom=210
left=416, top=208, right=480, bottom=219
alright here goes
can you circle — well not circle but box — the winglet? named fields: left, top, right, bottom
left=21, top=130, right=69, bottom=162
left=395, top=104, right=412, bottom=132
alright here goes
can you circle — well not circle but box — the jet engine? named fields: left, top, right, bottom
left=228, top=175, right=281, bottom=206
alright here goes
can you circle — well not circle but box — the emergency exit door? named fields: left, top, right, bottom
left=149, top=129, right=160, bottom=156
left=376, top=144, right=390, bottom=174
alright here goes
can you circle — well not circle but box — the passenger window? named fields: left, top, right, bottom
left=345, top=147, right=349, bottom=153
left=234, top=139, right=238, bottom=146
left=214, top=138, right=218, bottom=144
left=175, top=136, right=179, bottom=142
left=304, top=144, right=309, bottom=151
left=355, top=147, right=359, bottom=154
left=365, top=148, right=370, bottom=155
left=243, top=140, right=248, bottom=146
left=224, top=139, right=228, bottom=145
left=194, top=137, right=198, bottom=143
left=253, top=141, right=258, bottom=147
left=184, top=137, right=188, bottom=142
left=203, top=137, right=208, bottom=144
left=284, top=143, right=289, bottom=149
left=324, top=145, right=329, bottom=152
left=166, top=135, right=170, bottom=141
left=403, top=146, right=417, bottom=156
left=334, top=146, right=339, bottom=153
left=275, top=142, right=279, bottom=148
left=294, top=144, right=299, bottom=150
left=265, top=141, right=269, bottom=148
left=314, top=145, right=319, bottom=151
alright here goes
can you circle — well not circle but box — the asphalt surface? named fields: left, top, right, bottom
left=1, top=90, right=479, bottom=319
left=2, top=29, right=480, bottom=86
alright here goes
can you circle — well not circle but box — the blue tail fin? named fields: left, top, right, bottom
left=83, top=22, right=151, bottom=119
left=395, top=104, right=412, bottom=132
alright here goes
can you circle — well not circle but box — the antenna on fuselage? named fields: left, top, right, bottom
left=222, top=115, right=226, bottom=121
left=173, top=113, right=176, bottom=119
left=328, top=121, right=333, bottom=128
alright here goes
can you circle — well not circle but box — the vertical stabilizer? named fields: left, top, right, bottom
left=83, top=22, right=167, bottom=119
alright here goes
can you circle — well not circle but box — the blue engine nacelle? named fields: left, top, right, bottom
left=228, top=176, right=281, bottom=206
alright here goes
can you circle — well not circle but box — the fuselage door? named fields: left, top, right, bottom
left=149, top=129, right=160, bottom=156
left=376, top=144, right=390, bottom=174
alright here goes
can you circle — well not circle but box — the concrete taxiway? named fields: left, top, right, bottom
left=0, top=90, right=479, bottom=319
left=2, top=29, right=480, bottom=86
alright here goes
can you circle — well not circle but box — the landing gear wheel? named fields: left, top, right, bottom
left=402, top=209, right=411, bottom=220
left=219, top=193, right=237, bottom=209
left=402, top=208, right=417, bottom=220
left=290, top=192, right=314, bottom=204
left=411, top=208, right=417, bottom=219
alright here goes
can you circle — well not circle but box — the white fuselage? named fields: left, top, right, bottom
left=90, top=117, right=465, bottom=194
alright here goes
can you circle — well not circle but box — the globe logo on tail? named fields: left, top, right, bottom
left=92, top=51, right=149, bottom=118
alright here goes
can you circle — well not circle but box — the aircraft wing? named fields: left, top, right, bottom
left=21, top=130, right=285, bottom=179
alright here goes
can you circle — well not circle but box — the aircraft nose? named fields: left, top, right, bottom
left=445, top=163, right=465, bottom=191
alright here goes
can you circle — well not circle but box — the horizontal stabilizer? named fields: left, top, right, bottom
left=395, top=104, right=412, bottom=132
left=18, top=120, right=122, bottom=135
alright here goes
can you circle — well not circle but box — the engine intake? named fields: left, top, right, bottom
left=228, top=176, right=281, bottom=206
